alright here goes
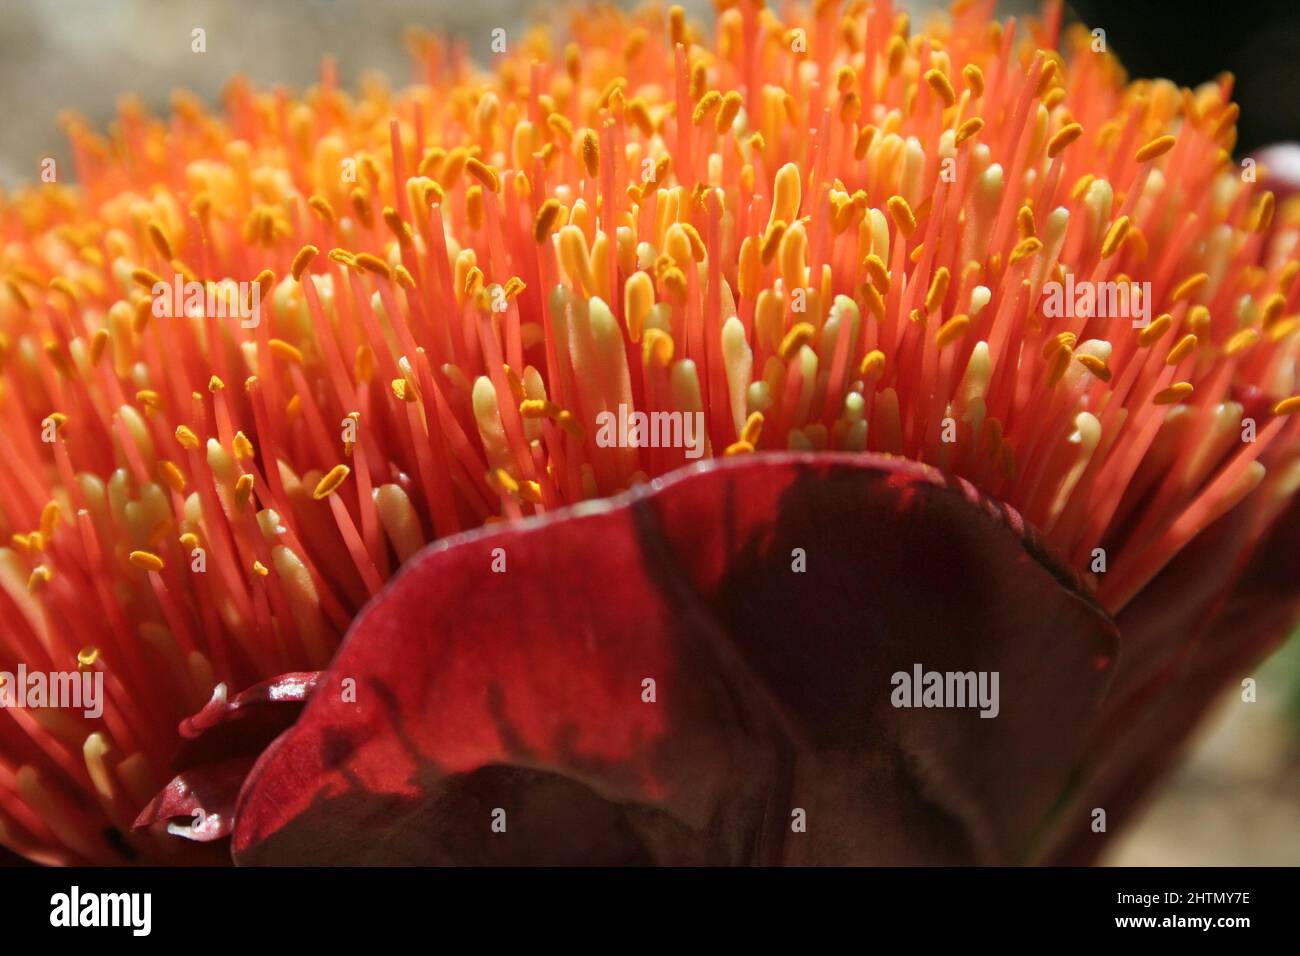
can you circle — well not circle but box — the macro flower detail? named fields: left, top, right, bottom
left=0, top=0, right=1297, bottom=864
left=230, top=453, right=1123, bottom=865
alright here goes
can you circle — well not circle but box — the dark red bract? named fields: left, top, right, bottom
left=135, top=453, right=1299, bottom=864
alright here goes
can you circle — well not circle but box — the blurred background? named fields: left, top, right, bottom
left=0, top=0, right=1296, bottom=863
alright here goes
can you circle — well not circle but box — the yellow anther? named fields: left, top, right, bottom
left=519, top=398, right=560, bottom=419
left=886, top=195, right=917, bottom=238
left=354, top=345, right=375, bottom=384
left=1153, top=382, right=1194, bottom=405
left=1273, top=395, right=1300, bottom=415
left=313, top=464, right=351, bottom=500
left=1041, top=331, right=1077, bottom=359
left=1047, top=123, right=1083, bottom=158
left=1260, top=292, right=1287, bottom=326
left=1008, top=236, right=1042, bottom=265
left=131, top=267, right=164, bottom=290
left=643, top=328, right=674, bottom=367
left=863, top=254, right=890, bottom=293
left=354, top=252, right=391, bottom=278
left=925, top=267, right=950, bottom=313
left=778, top=322, right=816, bottom=362
left=1016, top=205, right=1036, bottom=240
left=129, top=550, right=165, bottom=572
left=1138, top=313, right=1173, bottom=346
left=1135, top=135, right=1177, bottom=163
left=269, top=339, right=305, bottom=365
left=858, top=349, right=886, bottom=379
left=27, top=566, right=52, bottom=593
left=1075, top=353, right=1112, bottom=382
left=1044, top=341, right=1073, bottom=386
left=534, top=198, right=562, bottom=243
left=391, top=377, right=416, bottom=402
left=760, top=220, right=787, bottom=265
left=1100, top=216, right=1131, bottom=258
left=580, top=129, right=600, bottom=177
left=1170, top=272, right=1209, bottom=303
left=955, top=116, right=984, bottom=146
left=934, top=314, right=970, bottom=349
left=692, top=90, right=722, bottom=125
left=175, top=425, right=200, bottom=449
left=1165, top=333, right=1197, bottom=365
left=158, top=459, right=187, bottom=493
left=1224, top=328, right=1260, bottom=356
left=291, top=244, right=319, bottom=281
left=40, top=501, right=59, bottom=537
left=147, top=220, right=173, bottom=260
left=924, top=69, right=956, bottom=107
left=466, top=156, right=501, bottom=192
left=307, top=195, right=336, bottom=224
left=1254, top=191, right=1275, bottom=233
left=488, top=467, right=520, bottom=496
left=234, top=473, right=255, bottom=510
left=716, top=90, right=743, bottom=133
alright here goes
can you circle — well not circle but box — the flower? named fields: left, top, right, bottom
left=2, top=0, right=1299, bottom=864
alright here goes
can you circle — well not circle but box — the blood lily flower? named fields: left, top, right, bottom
left=1, top=0, right=1299, bottom=864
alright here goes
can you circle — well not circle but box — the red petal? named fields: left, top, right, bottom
left=232, top=453, right=1117, bottom=865
left=134, top=757, right=256, bottom=842
left=135, top=672, right=321, bottom=845
left=1042, top=492, right=1300, bottom=863
left=172, top=672, right=320, bottom=773
left=182, top=672, right=321, bottom=738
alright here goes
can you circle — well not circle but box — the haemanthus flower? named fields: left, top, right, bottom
left=1, top=0, right=1299, bottom=864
